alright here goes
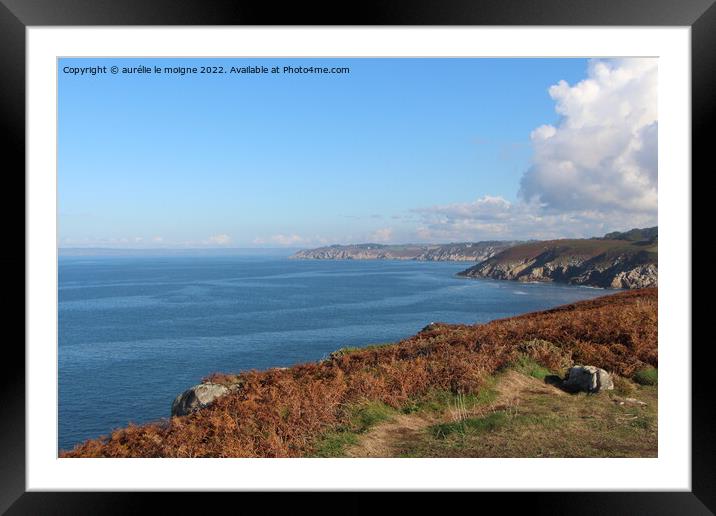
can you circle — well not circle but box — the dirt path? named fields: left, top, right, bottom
left=344, top=371, right=564, bottom=458
left=343, top=412, right=437, bottom=457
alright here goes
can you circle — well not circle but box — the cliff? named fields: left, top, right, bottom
left=458, top=228, right=657, bottom=289
left=291, top=241, right=520, bottom=262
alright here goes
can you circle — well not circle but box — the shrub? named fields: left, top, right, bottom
left=633, top=366, right=658, bottom=386
left=350, top=401, right=395, bottom=432
left=511, top=354, right=553, bottom=380
left=612, top=375, right=637, bottom=396
left=516, top=339, right=572, bottom=372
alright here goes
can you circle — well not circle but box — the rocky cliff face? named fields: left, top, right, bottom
left=458, top=240, right=657, bottom=289
left=292, top=242, right=520, bottom=262
left=292, top=228, right=658, bottom=289
left=415, top=243, right=520, bottom=262
left=608, top=264, right=658, bottom=289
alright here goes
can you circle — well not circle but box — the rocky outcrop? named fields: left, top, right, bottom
left=563, top=365, right=614, bottom=393
left=609, top=264, right=658, bottom=289
left=171, top=383, right=230, bottom=417
left=415, top=243, right=521, bottom=262
left=291, top=242, right=520, bottom=262
left=293, top=228, right=658, bottom=290
left=460, top=252, right=657, bottom=289
left=458, top=231, right=658, bottom=289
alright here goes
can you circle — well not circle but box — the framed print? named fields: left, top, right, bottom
left=3, top=0, right=710, bottom=513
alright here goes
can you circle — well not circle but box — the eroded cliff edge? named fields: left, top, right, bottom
left=457, top=228, right=657, bottom=289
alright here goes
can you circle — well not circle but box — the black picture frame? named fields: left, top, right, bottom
left=3, top=1, right=708, bottom=513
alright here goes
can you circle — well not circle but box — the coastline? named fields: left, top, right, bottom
left=61, top=288, right=657, bottom=458
left=455, top=274, right=612, bottom=289
left=58, top=256, right=621, bottom=450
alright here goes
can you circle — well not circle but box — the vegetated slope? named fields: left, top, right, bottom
left=291, top=241, right=520, bottom=262
left=604, top=226, right=658, bottom=243
left=61, top=288, right=657, bottom=458
left=343, top=369, right=657, bottom=458
left=458, top=227, right=657, bottom=289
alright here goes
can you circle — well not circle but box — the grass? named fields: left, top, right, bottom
left=398, top=383, right=657, bottom=458
left=61, top=288, right=657, bottom=458
left=431, top=411, right=510, bottom=439
left=633, top=366, right=658, bottom=386
left=311, top=357, right=656, bottom=458
left=311, top=431, right=359, bottom=457
left=310, top=384, right=503, bottom=456
left=351, top=401, right=396, bottom=431
left=312, top=377, right=502, bottom=456
left=330, top=342, right=393, bottom=357
left=309, top=400, right=397, bottom=457
left=612, top=375, right=637, bottom=396
left=511, top=354, right=553, bottom=380
left=401, top=377, right=499, bottom=415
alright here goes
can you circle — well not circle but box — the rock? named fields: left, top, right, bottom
left=563, top=365, right=614, bottom=393
left=613, top=397, right=647, bottom=406
left=291, top=242, right=518, bottom=262
left=421, top=322, right=440, bottom=332
left=457, top=232, right=658, bottom=290
left=171, top=382, right=230, bottom=417
left=610, top=264, right=658, bottom=289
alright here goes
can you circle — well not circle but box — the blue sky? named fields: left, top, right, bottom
left=58, top=57, right=657, bottom=248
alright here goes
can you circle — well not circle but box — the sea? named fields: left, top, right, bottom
left=58, top=254, right=608, bottom=450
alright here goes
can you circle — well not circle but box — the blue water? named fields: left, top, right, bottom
left=58, top=255, right=607, bottom=450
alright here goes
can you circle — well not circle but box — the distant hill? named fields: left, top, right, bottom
left=291, top=241, right=521, bottom=263
left=458, top=228, right=657, bottom=289
left=601, top=226, right=658, bottom=244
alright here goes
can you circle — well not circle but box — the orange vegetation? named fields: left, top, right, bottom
left=61, top=288, right=657, bottom=458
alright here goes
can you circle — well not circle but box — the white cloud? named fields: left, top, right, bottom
left=412, top=58, right=658, bottom=242
left=369, top=228, right=394, bottom=242
left=415, top=196, right=512, bottom=223
left=253, top=234, right=328, bottom=247
left=207, top=234, right=232, bottom=245
left=520, top=58, right=658, bottom=215
left=414, top=195, right=656, bottom=242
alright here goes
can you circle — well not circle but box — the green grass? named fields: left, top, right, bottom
left=401, top=377, right=499, bottom=415
left=311, top=431, right=359, bottom=457
left=351, top=401, right=396, bottom=431
left=312, top=368, right=658, bottom=458
left=309, top=400, right=397, bottom=457
left=511, top=354, right=553, bottom=380
left=431, top=411, right=509, bottom=438
left=633, top=366, right=658, bottom=386
left=309, top=380, right=501, bottom=456
left=331, top=342, right=393, bottom=357
left=397, top=382, right=658, bottom=458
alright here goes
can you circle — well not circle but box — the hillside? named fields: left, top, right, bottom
left=291, top=241, right=520, bottom=262
left=458, top=227, right=657, bottom=289
left=61, top=288, right=657, bottom=458
left=603, top=226, right=658, bottom=243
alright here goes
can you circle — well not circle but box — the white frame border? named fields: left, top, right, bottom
left=27, top=26, right=691, bottom=491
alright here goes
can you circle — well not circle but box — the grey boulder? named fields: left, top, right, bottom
left=564, top=365, right=614, bottom=393
left=171, top=383, right=230, bottom=417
